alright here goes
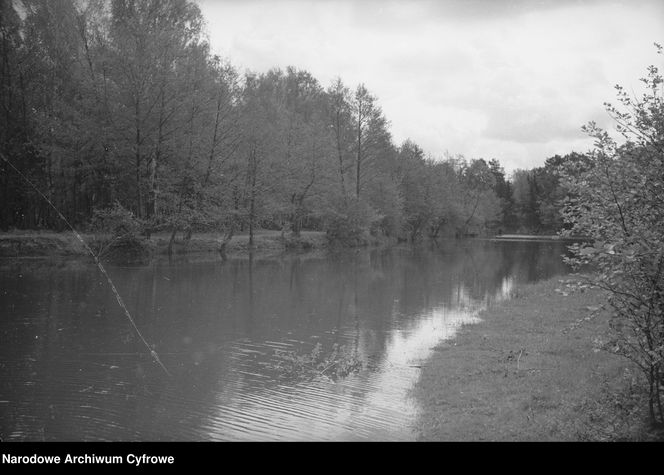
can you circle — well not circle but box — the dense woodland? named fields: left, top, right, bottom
left=1, top=0, right=587, bottom=245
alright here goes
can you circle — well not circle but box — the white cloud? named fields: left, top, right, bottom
left=197, top=0, right=664, bottom=172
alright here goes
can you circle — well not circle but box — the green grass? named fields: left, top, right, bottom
left=413, top=276, right=658, bottom=441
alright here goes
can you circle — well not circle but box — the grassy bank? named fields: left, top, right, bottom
left=0, top=231, right=103, bottom=257
left=0, top=229, right=330, bottom=259
left=413, top=276, right=660, bottom=441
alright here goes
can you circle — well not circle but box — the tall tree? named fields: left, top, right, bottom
left=456, top=158, right=499, bottom=236
left=351, top=84, right=388, bottom=200
left=107, top=0, right=205, bottom=219
left=326, top=78, right=353, bottom=202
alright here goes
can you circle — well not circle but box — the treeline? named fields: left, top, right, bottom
left=1, top=0, right=573, bottom=245
left=509, top=152, right=591, bottom=234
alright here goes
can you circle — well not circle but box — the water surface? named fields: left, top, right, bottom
left=0, top=240, right=570, bottom=441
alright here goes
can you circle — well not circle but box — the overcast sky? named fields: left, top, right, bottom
left=196, top=0, right=663, bottom=172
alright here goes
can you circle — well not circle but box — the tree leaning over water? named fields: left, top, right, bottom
left=561, top=43, right=664, bottom=426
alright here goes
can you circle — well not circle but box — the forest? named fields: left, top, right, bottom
left=0, top=0, right=581, bottom=247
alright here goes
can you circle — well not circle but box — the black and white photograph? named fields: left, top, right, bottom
left=0, top=0, right=663, bottom=447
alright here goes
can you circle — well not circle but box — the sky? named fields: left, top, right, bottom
left=196, top=0, right=664, bottom=172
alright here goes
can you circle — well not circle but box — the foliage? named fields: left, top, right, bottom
left=92, top=202, right=144, bottom=237
left=575, top=370, right=659, bottom=441
left=0, top=0, right=589, bottom=242
left=509, top=153, right=589, bottom=234
left=91, top=202, right=151, bottom=262
left=324, top=198, right=379, bottom=246
left=271, top=342, right=363, bottom=382
left=561, top=43, right=664, bottom=425
left=455, top=158, right=500, bottom=236
left=511, top=169, right=540, bottom=232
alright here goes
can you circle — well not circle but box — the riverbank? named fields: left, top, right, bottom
left=0, top=230, right=331, bottom=259
left=491, top=234, right=589, bottom=242
left=413, top=276, right=661, bottom=441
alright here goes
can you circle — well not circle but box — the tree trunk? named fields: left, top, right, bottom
left=356, top=107, right=362, bottom=199
left=167, top=227, right=177, bottom=255
left=335, top=111, right=347, bottom=200
left=218, top=223, right=234, bottom=261
left=203, top=94, right=223, bottom=189
left=147, top=91, right=165, bottom=220
left=249, top=190, right=255, bottom=248
left=291, top=195, right=302, bottom=237
left=135, top=100, right=143, bottom=218
left=247, top=146, right=258, bottom=248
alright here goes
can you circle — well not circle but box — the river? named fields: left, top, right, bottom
left=0, top=239, right=571, bottom=441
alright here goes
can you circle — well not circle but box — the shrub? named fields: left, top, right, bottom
left=324, top=198, right=379, bottom=246
left=561, top=44, right=664, bottom=425
left=91, top=203, right=151, bottom=262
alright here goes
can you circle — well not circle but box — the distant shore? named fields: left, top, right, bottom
left=491, top=234, right=590, bottom=241
left=413, top=276, right=659, bottom=441
left=0, top=230, right=586, bottom=260
left=0, top=230, right=331, bottom=259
